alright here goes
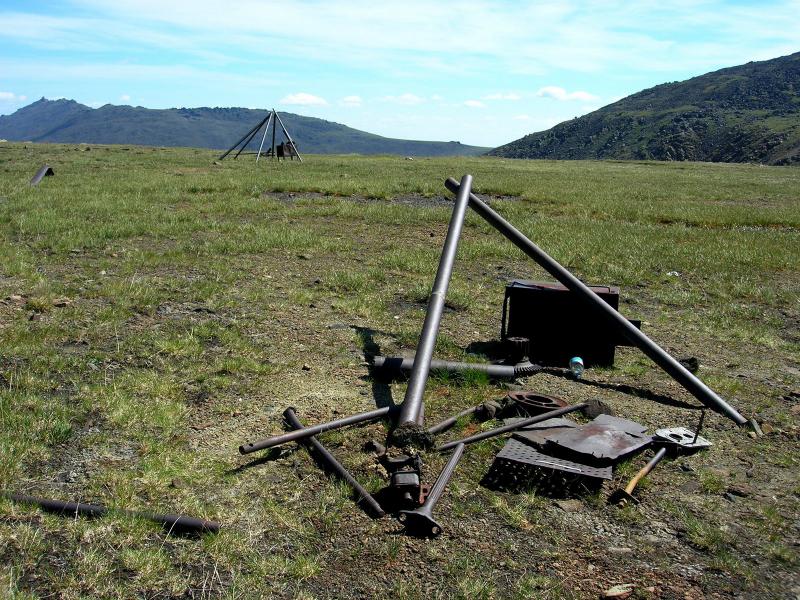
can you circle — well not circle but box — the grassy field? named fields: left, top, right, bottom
left=0, top=142, right=798, bottom=599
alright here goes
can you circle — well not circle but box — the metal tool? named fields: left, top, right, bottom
left=443, top=177, right=748, bottom=429
left=608, top=447, right=668, bottom=505
left=239, top=406, right=393, bottom=455
left=436, top=403, right=587, bottom=452
left=393, top=175, right=473, bottom=445
left=398, top=443, right=465, bottom=537
left=283, top=408, right=384, bottom=518
left=3, top=492, right=219, bottom=535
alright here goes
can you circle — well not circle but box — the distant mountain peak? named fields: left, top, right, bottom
left=490, top=51, right=800, bottom=165
left=0, top=99, right=488, bottom=156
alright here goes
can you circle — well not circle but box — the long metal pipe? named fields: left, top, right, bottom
left=283, top=408, right=384, bottom=518
left=444, top=177, right=748, bottom=427
left=373, top=355, right=517, bottom=379
left=255, top=111, right=274, bottom=163
left=273, top=111, right=303, bottom=162
left=397, top=174, right=473, bottom=428
left=239, top=406, right=393, bottom=455
left=4, top=492, right=219, bottom=535
left=436, top=403, right=586, bottom=452
left=218, top=113, right=270, bottom=160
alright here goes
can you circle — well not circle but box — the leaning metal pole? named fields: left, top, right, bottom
left=255, top=111, right=275, bottom=163
left=218, top=112, right=270, bottom=161
left=273, top=110, right=304, bottom=162
left=392, top=174, right=473, bottom=445
left=444, top=177, right=748, bottom=427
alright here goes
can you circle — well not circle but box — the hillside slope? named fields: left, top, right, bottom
left=490, top=52, right=800, bottom=165
left=0, top=99, right=487, bottom=157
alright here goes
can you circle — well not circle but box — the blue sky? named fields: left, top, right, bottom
left=1, top=1, right=798, bottom=146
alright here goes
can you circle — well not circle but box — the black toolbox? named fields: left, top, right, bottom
left=501, top=280, right=637, bottom=367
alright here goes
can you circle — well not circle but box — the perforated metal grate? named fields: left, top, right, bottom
left=497, top=439, right=612, bottom=479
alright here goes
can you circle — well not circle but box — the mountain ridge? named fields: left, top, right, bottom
left=0, top=98, right=487, bottom=157
left=489, top=52, right=800, bottom=165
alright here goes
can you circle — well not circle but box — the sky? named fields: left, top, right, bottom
left=1, top=1, right=799, bottom=147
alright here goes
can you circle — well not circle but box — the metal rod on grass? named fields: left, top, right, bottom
left=239, top=406, right=393, bottom=455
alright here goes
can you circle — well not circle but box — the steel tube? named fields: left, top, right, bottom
left=283, top=408, right=384, bottom=518
left=273, top=111, right=303, bottom=162
left=444, top=177, right=748, bottom=427
left=397, top=174, right=473, bottom=428
left=239, top=406, right=393, bottom=455
left=255, top=112, right=274, bottom=162
left=373, top=355, right=517, bottom=378
left=425, top=442, right=465, bottom=507
left=427, top=405, right=480, bottom=435
left=4, top=492, right=219, bottom=535
left=436, top=403, right=586, bottom=452
left=218, top=113, right=269, bottom=160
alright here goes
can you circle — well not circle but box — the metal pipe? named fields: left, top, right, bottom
left=398, top=442, right=465, bottom=537
left=4, top=492, right=219, bottom=535
left=218, top=113, right=270, bottom=160
left=427, top=405, right=480, bottom=435
left=444, top=177, right=748, bottom=427
left=234, top=122, right=264, bottom=160
left=373, top=355, right=517, bottom=378
left=273, top=111, right=303, bottom=162
left=436, top=403, right=586, bottom=452
left=255, top=111, right=274, bottom=163
left=283, top=408, right=384, bottom=518
left=397, top=174, right=473, bottom=429
left=239, top=406, right=393, bottom=455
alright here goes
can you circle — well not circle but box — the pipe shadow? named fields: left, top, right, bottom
left=226, top=446, right=298, bottom=475
left=353, top=325, right=397, bottom=410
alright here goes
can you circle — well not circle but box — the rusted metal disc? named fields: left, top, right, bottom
left=506, top=391, right=569, bottom=416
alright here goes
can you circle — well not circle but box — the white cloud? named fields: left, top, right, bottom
left=120, top=94, right=131, bottom=102
left=431, top=94, right=444, bottom=101
left=464, top=99, right=486, bottom=108
left=0, top=91, right=27, bottom=102
left=485, top=92, right=521, bottom=100
left=382, top=93, right=424, bottom=105
left=536, top=86, right=598, bottom=101
left=279, top=92, right=328, bottom=106
left=340, top=95, right=362, bottom=107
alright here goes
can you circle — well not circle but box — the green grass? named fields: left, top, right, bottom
left=0, top=143, right=798, bottom=598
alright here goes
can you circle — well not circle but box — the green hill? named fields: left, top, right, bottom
left=490, top=52, right=800, bottom=165
left=0, top=99, right=487, bottom=157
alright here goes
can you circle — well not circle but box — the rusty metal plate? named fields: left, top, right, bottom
left=496, top=439, right=612, bottom=479
left=543, top=415, right=651, bottom=466
left=512, top=417, right=578, bottom=447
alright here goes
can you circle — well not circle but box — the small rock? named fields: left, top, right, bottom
left=583, top=398, right=615, bottom=418
left=727, top=484, right=751, bottom=498
left=170, top=478, right=186, bottom=489
left=8, top=294, right=25, bottom=305
left=297, top=254, right=310, bottom=260
left=789, top=404, right=800, bottom=415
left=603, top=584, right=634, bottom=599
left=679, top=462, right=694, bottom=472
left=761, top=422, right=774, bottom=434
left=678, top=356, right=699, bottom=373
left=723, top=492, right=737, bottom=503
left=52, top=298, right=71, bottom=308
left=405, top=156, right=413, bottom=160
left=302, top=364, right=311, bottom=371
left=555, top=499, right=583, bottom=512
left=28, top=312, right=40, bottom=322
left=607, top=547, right=634, bottom=555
